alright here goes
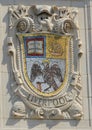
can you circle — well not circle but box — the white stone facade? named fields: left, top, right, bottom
left=0, top=0, right=92, bottom=130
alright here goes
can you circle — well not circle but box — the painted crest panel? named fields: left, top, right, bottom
left=17, top=33, right=70, bottom=96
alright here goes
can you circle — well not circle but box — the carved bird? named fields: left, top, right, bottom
left=30, top=61, right=63, bottom=91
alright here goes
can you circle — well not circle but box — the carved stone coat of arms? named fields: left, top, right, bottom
left=7, top=5, right=83, bottom=119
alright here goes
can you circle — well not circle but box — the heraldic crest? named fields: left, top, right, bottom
left=7, top=5, right=83, bottom=119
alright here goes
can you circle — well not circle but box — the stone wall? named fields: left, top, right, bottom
left=0, top=0, right=92, bottom=130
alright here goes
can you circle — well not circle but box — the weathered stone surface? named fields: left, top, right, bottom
left=0, top=0, right=92, bottom=130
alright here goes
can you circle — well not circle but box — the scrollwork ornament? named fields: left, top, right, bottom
left=16, top=17, right=34, bottom=33
left=8, top=5, right=83, bottom=120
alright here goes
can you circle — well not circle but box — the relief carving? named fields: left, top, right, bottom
left=7, top=5, right=83, bottom=120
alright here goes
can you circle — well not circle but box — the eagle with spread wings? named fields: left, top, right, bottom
left=30, top=61, right=63, bottom=92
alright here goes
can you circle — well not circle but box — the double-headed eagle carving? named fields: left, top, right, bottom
left=30, top=61, right=63, bottom=92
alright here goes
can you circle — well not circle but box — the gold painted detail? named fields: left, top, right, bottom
left=46, top=35, right=66, bottom=59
